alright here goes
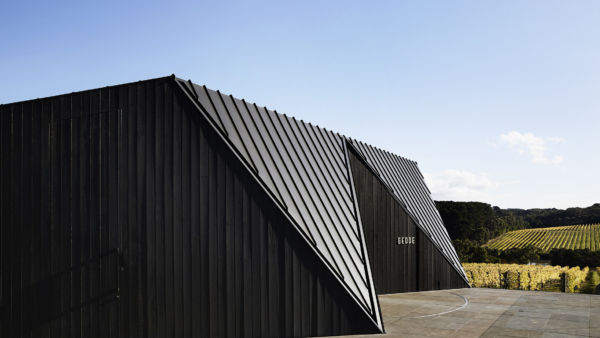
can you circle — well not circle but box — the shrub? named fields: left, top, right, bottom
left=564, top=266, right=589, bottom=293
left=463, top=263, right=571, bottom=291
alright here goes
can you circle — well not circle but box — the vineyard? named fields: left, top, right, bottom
left=463, top=263, right=596, bottom=293
left=485, top=223, right=600, bottom=252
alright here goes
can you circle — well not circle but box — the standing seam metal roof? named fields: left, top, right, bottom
left=349, top=140, right=467, bottom=278
left=176, top=79, right=379, bottom=319
left=175, top=77, right=468, bottom=330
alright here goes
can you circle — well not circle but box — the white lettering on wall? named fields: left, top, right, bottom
left=396, top=236, right=415, bottom=245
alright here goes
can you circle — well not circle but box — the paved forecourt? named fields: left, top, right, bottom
left=324, top=288, right=600, bottom=337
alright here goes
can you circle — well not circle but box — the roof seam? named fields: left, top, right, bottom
left=172, top=78, right=384, bottom=329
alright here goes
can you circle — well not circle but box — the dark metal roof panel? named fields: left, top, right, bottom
left=176, top=76, right=467, bottom=325
left=349, top=139, right=467, bottom=278
left=177, top=79, right=376, bottom=317
left=277, top=113, right=370, bottom=303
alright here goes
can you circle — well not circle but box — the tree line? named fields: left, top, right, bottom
left=453, top=241, right=600, bottom=267
left=436, top=201, right=600, bottom=244
left=436, top=201, right=600, bottom=267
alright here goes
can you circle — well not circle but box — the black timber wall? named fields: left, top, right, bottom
left=0, top=77, right=379, bottom=337
left=348, top=149, right=468, bottom=294
left=348, top=150, right=418, bottom=294
left=417, top=228, right=468, bottom=291
left=0, top=78, right=139, bottom=337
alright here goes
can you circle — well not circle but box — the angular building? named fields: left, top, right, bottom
left=0, top=75, right=468, bottom=338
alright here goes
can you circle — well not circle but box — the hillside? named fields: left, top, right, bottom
left=435, top=201, right=600, bottom=243
left=500, top=203, right=600, bottom=228
left=486, top=224, right=600, bottom=252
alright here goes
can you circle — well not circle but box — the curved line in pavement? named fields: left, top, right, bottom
left=407, top=291, right=469, bottom=319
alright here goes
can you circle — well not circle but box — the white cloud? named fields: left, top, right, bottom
left=500, top=131, right=564, bottom=164
left=424, top=169, right=499, bottom=201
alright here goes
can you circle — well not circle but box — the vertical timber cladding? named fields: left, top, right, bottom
left=141, top=81, right=380, bottom=338
left=348, top=148, right=468, bottom=293
left=417, top=228, right=469, bottom=290
left=0, top=77, right=381, bottom=338
left=0, top=80, right=142, bottom=338
left=0, top=78, right=189, bottom=337
left=348, top=150, right=418, bottom=294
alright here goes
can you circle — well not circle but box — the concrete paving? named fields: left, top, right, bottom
left=332, top=288, right=600, bottom=338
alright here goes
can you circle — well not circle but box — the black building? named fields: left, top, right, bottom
left=0, top=75, right=468, bottom=338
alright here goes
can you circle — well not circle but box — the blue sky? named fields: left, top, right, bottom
left=2, top=1, right=599, bottom=209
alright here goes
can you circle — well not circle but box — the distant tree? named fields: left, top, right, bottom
left=437, top=201, right=529, bottom=244
left=438, top=201, right=600, bottom=266
left=437, top=201, right=600, bottom=243
left=504, top=203, right=600, bottom=228
left=550, top=249, right=600, bottom=267
left=436, top=201, right=496, bottom=243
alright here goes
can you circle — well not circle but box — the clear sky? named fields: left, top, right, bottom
left=2, top=1, right=599, bottom=209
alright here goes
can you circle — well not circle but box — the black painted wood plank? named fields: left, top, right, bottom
left=107, top=87, right=119, bottom=338
left=99, top=88, right=111, bottom=338
left=172, top=84, right=183, bottom=338
left=38, top=99, right=52, bottom=338
left=207, top=124, right=219, bottom=337
left=180, top=97, right=192, bottom=338
left=241, top=176, right=252, bottom=337
left=116, top=85, right=128, bottom=338
left=1, top=105, right=11, bottom=337
left=49, top=97, right=61, bottom=337
left=131, top=83, right=145, bottom=337
left=189, top=106, right=201, bottom=338
left=250, top=193, right=261, bottom=337
left=217, top=134, right=227, bottom=337
left=87, top=91, right=102, bottom=337
left=232, top=162, right=243, bottom=338
left=163, top=84, right=175, bottom=338
left=69, top=94, right=82, bottom=338
left=153, top=82, right=166, bottom=338
left=20, top=102, right=31, bottom=338
left=259, top=196, right=268, bottom=338
left=224, top=141, right=235, bottom=338
left=283, top=233, right=293, bottom=338
left=266, top=217, right=279, bottom=337
left=292, top=245, right=301, bottom=338
left=198, top=112, right=210, bottom=337
left=123, top=84, right=137, bottom=338
left=0, top=105, right=5, bottom=338
left=143, top=82, right=155, bottom=338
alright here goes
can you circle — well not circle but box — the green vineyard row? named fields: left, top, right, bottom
left=485, top=223, right=600, bottom=252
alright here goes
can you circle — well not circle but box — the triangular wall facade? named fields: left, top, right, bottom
left=349, top=140, right=468, bottom=283
left=175, top=79, right=382, bottom=327
left=349, top=149, right=469, bottom=293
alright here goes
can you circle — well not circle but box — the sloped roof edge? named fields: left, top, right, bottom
left=346, top=141, right=469, bottom=285
left=173, top=75, right=467, bottom=285
left=173, top=76, right=385, bottom=332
